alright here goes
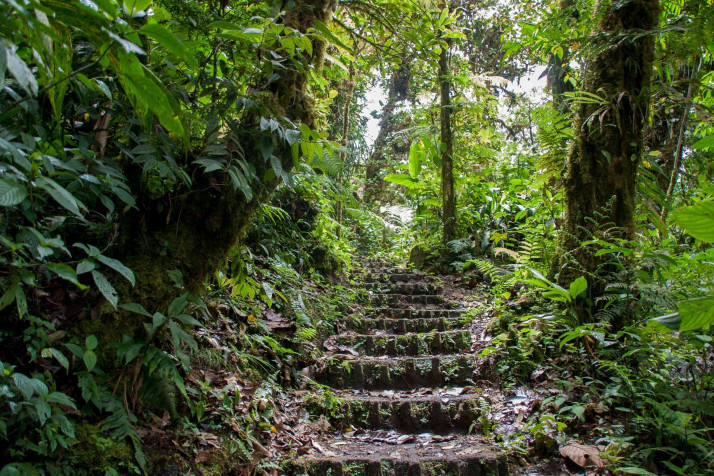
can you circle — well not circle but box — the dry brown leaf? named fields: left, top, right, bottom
left=195, top=449, right=216, bottom=463
left=560, top=443, right=604, bottom=469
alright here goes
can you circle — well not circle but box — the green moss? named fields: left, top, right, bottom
left=347, top=401, right=370, bottom=426
left=67, top=423, right=133, bottom=473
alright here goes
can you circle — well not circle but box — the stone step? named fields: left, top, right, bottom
left=347, top=316, right=469, bottom=334
left=365, top=273, right=435, bottom=283
left=333, top=331, right=472, bottom=357
left=366, top=308, right=464, bottom=319
left=370, top=294, right=445, bottom=306
left=360, top=258, right=390, bottom=264
left=289, top=435, right=508, bottom=475
left=334, top=392, right=485, bottom=433
left=363, top=282, right=443, bottom=295
left=363, top=266, right=410, bottom=274
left=320, top=355, right=478, bottom=390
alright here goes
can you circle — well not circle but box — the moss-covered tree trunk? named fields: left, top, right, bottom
left=118, top=0, right=338, bottom=314
left=556, top=0, right=659, bottom=298
left=439, top=40, right=456, bottom=244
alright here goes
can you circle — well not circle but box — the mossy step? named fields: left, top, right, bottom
left=360, top=258, right=392, bottom=264
left=333, top=393, right=485, bottom=433
left=288, top=436, right=507, bottom=475
left=363, top=266, right=410, bottom=274
left=320, top=355, right=477, bottom=390
left=364, top=273, right=435, bottom=283
left=363, top=283, right=443, bottom=295
left=370, top=294, right=445, bottom=306
left=347, top=316, right=468, bottom=334
left=333, top=331, right=472, bottom=357
left=366, top=309, right=464, bottom=319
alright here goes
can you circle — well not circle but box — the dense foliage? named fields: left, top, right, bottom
left=1, top=0, right=713, bottom=474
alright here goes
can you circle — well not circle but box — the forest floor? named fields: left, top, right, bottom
left=138, top=257, right=613, bottom=475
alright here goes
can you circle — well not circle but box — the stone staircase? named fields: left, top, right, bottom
left=290, top=259, right=509, bottom=475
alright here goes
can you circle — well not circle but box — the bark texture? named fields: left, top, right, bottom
left=557, top=0, right=659, bottom=288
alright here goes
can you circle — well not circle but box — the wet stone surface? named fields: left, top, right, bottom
left=289, top=260, right=511, bottom=475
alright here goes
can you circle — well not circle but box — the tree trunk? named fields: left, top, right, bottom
left=336, top=62, right=356, bottom=237
left=661, top=64, right=699, bottom=221
left=556, top=0, right=659, bottom=299
left=118, top=0, right=338, bottom=316
left=364, top=58, right=410, bottom=204
left=440, top=40, right=456, bottom=244
left=546, top=0, right=577, bottom=115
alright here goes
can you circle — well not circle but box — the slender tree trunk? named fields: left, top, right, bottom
left=661, top=64, right=699, bottom=221
left=546, top=0, right=577, bottom=115
left=440, top=40, right=456, bottom=244
left=364, top=58, right=410, bottom=204
left=556, top=0, right=659, bottom=310
left=336, top=62, right=356, bottom=238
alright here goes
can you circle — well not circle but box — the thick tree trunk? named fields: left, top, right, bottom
left=440, top=41, right=456, bottom=244
left=118, top=0, right=337, bottom=315
left=556, top=0, right=659, bottom=299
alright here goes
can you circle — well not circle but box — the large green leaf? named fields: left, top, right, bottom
left=647, top=312, right=681, bottom=331
left=692, top=135, right=714, bottom=150
left=678, top=296, right=714, bottom=332
left=97, top=255, right=135, bottom=286
left=140, top=23, right=198, bottom=70
left=6, top=45, right=38, bottom=95
left=47, top=263, right=86, bottom=289
left=120, top=302, right=152, bottom=317
left=672, top=201, right=714, bottom=242
left=124, top=0, right=153, bottom=15
left=35, top=176, right=87, bottom=218
left=313, top=20, right=352, bottom=52
left=83, top=349, right=97, bottom=372
left=568, top=276, right=587, bottom=299
left=91, top=271, right=118, bottom=309
left=0, top=178, right=27, bottom=206
left=408, top=140, right=424, bottom=178
left=384, top=173, right=418, bottom=189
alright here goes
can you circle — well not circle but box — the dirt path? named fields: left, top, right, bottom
left=289, top=259, right=511, bottom=475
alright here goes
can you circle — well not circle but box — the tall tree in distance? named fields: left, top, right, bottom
left=440, top=37, right=456, bottom=243
left=556, top=0, right=660, bottom=309
left=364, top=57, right=412, bottom=203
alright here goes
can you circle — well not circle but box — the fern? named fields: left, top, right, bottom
left=138, top=374, right=178, bottom=418
left=260, top=205, right=290, bottom=224
left=466, top=259, right=503, bottom=282
left=291, top=293, right=310, bottom=326
left=101, top=397, right=145, bottom=468
left=447, top=238, right=472, bottom=254
left=309, top=151, right=344, bottom=177
left=296, top=327, right=317, bottom=341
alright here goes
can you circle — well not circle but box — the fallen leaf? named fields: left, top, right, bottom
left=560, top=443, right=604, bottom=469
left=195, top=450, right=215, bottom=463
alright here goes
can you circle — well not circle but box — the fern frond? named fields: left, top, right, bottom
left=139, top=374, right=178, bottom=418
